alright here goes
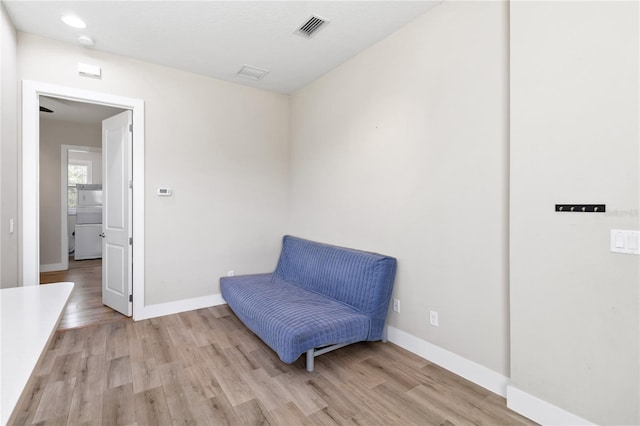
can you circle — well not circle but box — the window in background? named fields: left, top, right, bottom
left=68, top=160, right=92, bottom=212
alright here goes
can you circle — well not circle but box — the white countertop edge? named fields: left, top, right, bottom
left=0, top=282, right=74, bottom=424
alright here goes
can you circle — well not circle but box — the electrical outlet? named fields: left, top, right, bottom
left=429, top=310, right=439, bottom=327
left=227, top=270, right=235, bottom=277
left=393, top=298, right=400, bottom=313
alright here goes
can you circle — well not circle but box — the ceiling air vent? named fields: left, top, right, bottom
left=237, top=65, right=270, bottom=81
left=295, top=15, right=329, bottom=38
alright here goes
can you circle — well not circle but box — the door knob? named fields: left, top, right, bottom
left=99, top=233, right=105, bottom=238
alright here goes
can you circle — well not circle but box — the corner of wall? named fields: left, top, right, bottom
left=0, top=2, right=19, bottom=288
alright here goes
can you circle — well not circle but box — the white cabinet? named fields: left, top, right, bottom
left=74, top=224, right=102, bottom=260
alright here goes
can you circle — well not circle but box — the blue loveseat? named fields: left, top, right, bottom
left=220, top=235, right=397, bottom=371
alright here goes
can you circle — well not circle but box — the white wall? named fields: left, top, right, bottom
left=290, top=1, right=509, bottom=376
left=0, top=4, right=18, bottom=288
left=510, top=1, right=639, bottom=424
left=18, top=33, right=290, bottom=304
left=39, top=118, right=102, bottom=267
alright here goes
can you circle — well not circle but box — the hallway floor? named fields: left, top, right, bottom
left=40, top=258, right=127, bottom=330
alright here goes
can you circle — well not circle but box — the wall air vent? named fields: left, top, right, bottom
left=237, top=65, right=270, bottom=81
left=295, top=15, right=329, bottom=38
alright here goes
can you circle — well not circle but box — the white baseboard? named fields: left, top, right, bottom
left=39, top=263, right=66, bottom=273
left=506, top=386, right=594, bottom=426
left=386, top=326, right=509, bottom=397
left=142, top=293, right=226, bottom=320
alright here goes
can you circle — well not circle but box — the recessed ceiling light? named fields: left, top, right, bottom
left=61, top=15, right=87, bottom=29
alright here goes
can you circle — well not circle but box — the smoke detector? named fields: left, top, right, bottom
left=77, top=35, right=94, bottom=47
left=294, top=15, right=329, bottom=38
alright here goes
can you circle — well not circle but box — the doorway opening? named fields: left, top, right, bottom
left=39, top=97, right=127, bottom=329
left=22, top=81, right=145, bottom=321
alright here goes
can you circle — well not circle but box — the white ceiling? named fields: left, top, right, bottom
left=39, top=96, right=126, bottom=124
left=4, top=1, right=441, bottom=94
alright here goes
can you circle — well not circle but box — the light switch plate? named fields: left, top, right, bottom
left=610, top=230, right=640, bottom=255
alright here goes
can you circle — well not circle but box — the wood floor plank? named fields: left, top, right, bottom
left=307, top=375, right=360, bottom=421
left=338, top=358, right=386, bottom=390
left=201, top=342, right=231, bottom=369
left=239, top=368, right=291, bottom=412
left=339, top=380, right=402, bottom=425
left=102, top=383, right=136, bottom=426
left=105, top=320, right=131, bottom=361
left=35, top=349, right=60, bottom=377
left=10, top=306, right=538, bottom=426
left=107, top=356, right=133, bottom=389
left=271, top=372, right=327, bottom=416
left=163, top=381, right=202, bottom=425
left=305, top=406, right=349, bottom=425
left=32, top=380, right=75, bottom=424
left=67, top=378, right=105, bottom=425
left=372, top=380, right=449, bottom=425
left=359, top=356, right=421, bottom=391
left=314, top=355, right=356, bottom=388
left=183, top=364, right=221, bottom=400
left=76, top=353, right=107, bottom=388
left=45, top=351, right=82, bottom=384
left=59, top=327, right=88, bottom=355
left=247, top=347, right=289, bottom=378
left=174, top=344, right=207, bottom=368
left=234, top=398, right=273, bottom=426
left=223, top=345, right=259, bottom=373
left=131, top=358, right=162, bottom=394
left=212, top=361, right=255, bottom=407
left=268, top=401, right=307, bottom=425
left=141, top=336, right=177, bottom=366
left=229, top=328, right=262, bottom=353
left=344, top=409, right=391, bottom=426
left=83, top=322, right=108, bottom=357
left=198, top=394, right=242, bottom=425
left=166, top=324, right=197, bottom=348
left=134, top=386, right=172, bottom=426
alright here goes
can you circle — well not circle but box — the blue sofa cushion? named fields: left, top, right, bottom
left=274, top=236, right=397, bottom=315
left=221, top=274, right=370, bottom=364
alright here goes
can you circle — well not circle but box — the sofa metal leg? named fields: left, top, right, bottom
left=306, top=349, right=314, bottom=372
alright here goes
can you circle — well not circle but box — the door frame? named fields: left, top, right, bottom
left=22, top=80, right=145, bottom=320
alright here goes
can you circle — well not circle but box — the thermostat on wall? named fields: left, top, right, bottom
left=157, top=188, right=172, bottom=196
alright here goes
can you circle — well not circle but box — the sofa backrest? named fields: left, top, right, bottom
left=274, top=235, right=397, bottom=315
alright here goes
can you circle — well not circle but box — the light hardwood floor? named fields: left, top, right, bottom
left=40, top=258, right=127, bottom=330
left=9, top=304, right=537, bottom=425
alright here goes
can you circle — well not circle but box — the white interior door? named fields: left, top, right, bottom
left=102, top=110, right=133, bottom=316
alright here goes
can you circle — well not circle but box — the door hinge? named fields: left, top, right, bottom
left=129, top=180, right=133, bottom=189
left=128, top=123, right=133, bottom=132
left=129, top=237, right=133, bottom=245
left=129, top=294, right=133, bottom=302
